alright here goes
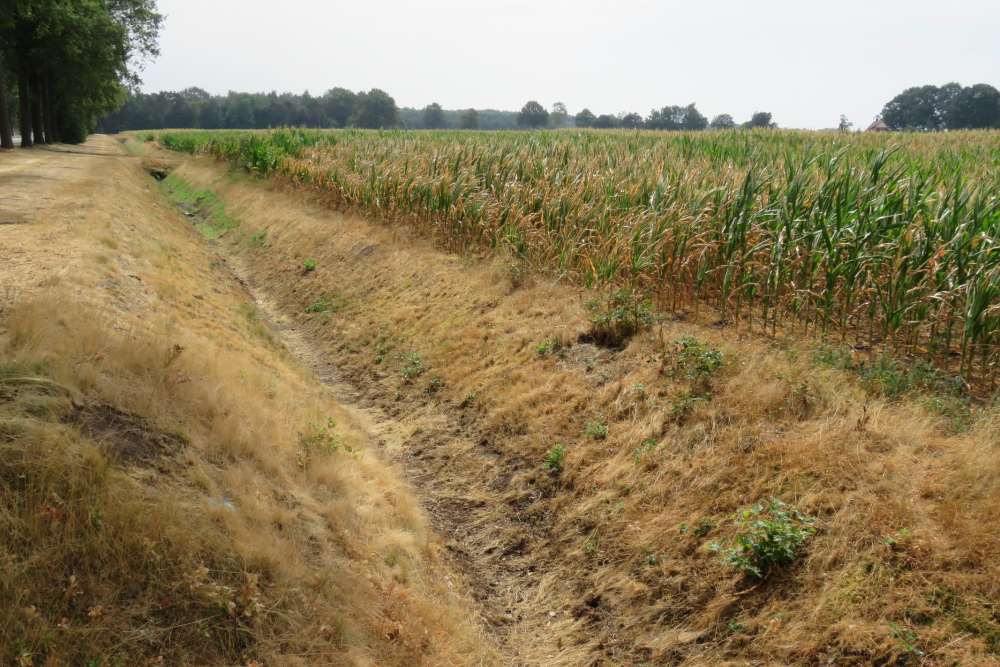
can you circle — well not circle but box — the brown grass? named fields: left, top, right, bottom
left=163, top=146, right=1000, bottom=666
left=0, top=140, right=492, bottom=666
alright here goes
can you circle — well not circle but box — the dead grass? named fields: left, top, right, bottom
left=0, top=140, right=493, bottom=666
left=163, top=147, right=1000, bottom=667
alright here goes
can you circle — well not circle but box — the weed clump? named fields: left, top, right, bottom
left=542, top=444, right=566, bottom=473
left=536, top=337, right=566, bottom=357
left=709, top=499, right=816, bottom=578
left=585, top=290, right=656, bottom=347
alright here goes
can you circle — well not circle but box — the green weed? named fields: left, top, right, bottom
left=542, top=443, right=566, bottom=472
left=709, top=499, right=816, bottom=578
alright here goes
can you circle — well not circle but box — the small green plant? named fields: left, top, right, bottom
left=666, top=336, right=725, bottom=382
left=679, top=517, right=716, bottom=537
left=633, top=438, right=659, bottom=461
left=299, top=417, right=342, bottom=455
left=304, top=297, right=328, bottom=313
left=883, top=527, right=912, bottom=546
left=463, top=391, right=478, bottom=404
left=249, top=229, right=268, bottom=248
left=585, top=289, right=657, bottom=347
left=890, top=624, right=923, bottom=655
left=301, top=258, right=316, bottom=271
left=424, top=375, right=445, bottom=395
left=90, top=506, right=103, bottom=528
left=670, top=390, right=710, bottom=421
left=536, top=337, right=565, bottom=357
left=542, top=443, right=566, bottom=472
left=709, top=499, right=816, bottom=578
left=401, top=353, right=427, bottom=379
left=584, top=420, right=607, bottom=439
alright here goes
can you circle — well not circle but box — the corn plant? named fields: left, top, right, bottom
left=158, top=128, right=1000, bottom=387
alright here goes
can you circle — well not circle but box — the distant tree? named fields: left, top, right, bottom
left=646, top=105, right=684, bottom=131
left=681, top=103, right=708, bottom=131
left=517, top=100, right=548, bottom=128
left=422, top=102, right=446, bottom=129
left=322, top=87, right=357, bottom=128
left=549, top=102, right=568, bottom=128
left=943, top=83, right=1000, bottom=129
left=710, top=113, right=735, bottom=130
left=592, top=113, right=618, bottom=129
left=619, top=112, right=643, bottom=129
left=880, top=85, right=942, bottom=131
left=351, top=88, right=401, bottom=129
left=743, top=111, right=775, bottom=129
left=838, top=114, right=853, bottom=131
left=223, top=92, right=256, bottom=128
left=574, top=108, right=596, bottom=128
left=459, top=107, right=480, bottom=129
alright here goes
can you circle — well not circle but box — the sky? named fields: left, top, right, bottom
left=139, top=0, right=1000, bottom=130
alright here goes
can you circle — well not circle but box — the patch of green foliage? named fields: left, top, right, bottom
left=536, top=337, right=566, bottom=357
left=298, top=417, right=343, bottom=455
left=814, top=345, right=974, bottom=431
left=666, top=336, right=725, bottom=382
left=584, top=420, right=607, bottom=439
left=249, top=230, right=269, bottom=248
left=542, top=443, right=566, bottom=473
left=301, top=258, right=317, bottom=272
left=162, top=173, right=241, bottom=240
left=585, top=290, right=657, bottom=347
left=401, top=354, right=427, bottom=380
left=709, top=499, right=816, bottom=578
left=679, top=518, right=716, bottom=537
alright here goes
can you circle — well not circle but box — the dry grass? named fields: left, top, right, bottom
left=164, top=147, right=1000, bottom=666
left=0, top=140, right=492, bottom=666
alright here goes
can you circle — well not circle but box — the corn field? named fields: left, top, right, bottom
left=157, top=128, right=1000, bottom=385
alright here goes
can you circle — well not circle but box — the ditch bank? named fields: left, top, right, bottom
left=155, top=144, right=1000, bottom=667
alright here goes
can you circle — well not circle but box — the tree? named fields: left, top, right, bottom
left=458, top=107, right=479, bottom=130
left=549, top=102, right=568, bottom=128
left=0, top=53, right=12, bottom=147
left=422, top=102, right=446, bottom=129
left=646, top=105, right=684, bottom=131
left=880, top=85, right=942, bottom=131
left=322, top=87, right=357, bottom=128
left=710, top=113, right=735, bottom=130
left=517, top=100, right=548, bottom=129
left=619, top=112, right=643, bottom=129
left=943, top=83, right=1000, bottom=129
left=743, top=111, right=775, bottom=129
left=880, top=83, right=1000, bottom=131
left=0, top=0, right=163, bottom=145
left=681, top=103, right=708, bottom=131
left=574, top=108, right=596, bottom=128
left=350, top=88, right=401, bottom=129
left=593, top=113, right=619, bottom=129
left=838, top=114, right=853, bottom=131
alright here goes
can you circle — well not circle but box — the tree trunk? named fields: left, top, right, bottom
left=30, top=72, right=45, bottom=145
left=0, top=55, right=14, bottom=149
left=17, top=61, right=32, bottom=148
left=42, top=77, right=57, bottom=143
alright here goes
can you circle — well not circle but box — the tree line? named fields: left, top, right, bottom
left=879, top=83, right=1000, bottom=131
left=101, top=88, right=777, bottom=133
left=0, top=0, right=163, bottom=147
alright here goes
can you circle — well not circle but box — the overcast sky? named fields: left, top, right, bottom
left=139, top=0, right=1000, bottom=130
